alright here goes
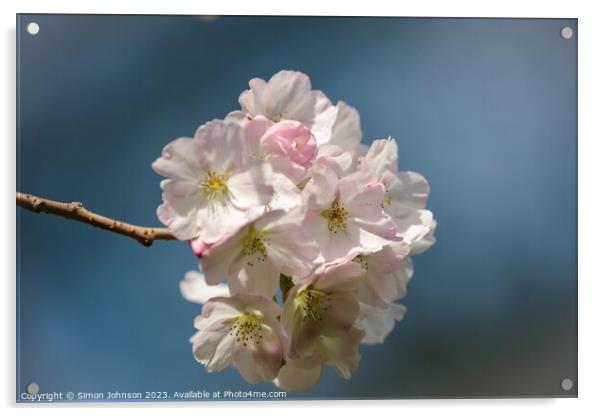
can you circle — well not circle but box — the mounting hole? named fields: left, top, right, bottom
left=561, top=378, right=574, bottom=391
left=26, top=22, right=40, bottom=35
left=560, top=26, right=573, bottom=39
left=26, top=382, right=39, bottom=394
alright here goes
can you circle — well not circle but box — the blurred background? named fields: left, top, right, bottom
left=16, top=15, right=577, bottom=400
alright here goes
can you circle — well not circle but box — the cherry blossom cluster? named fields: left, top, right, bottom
left=153, top=71, right=436, bottom=391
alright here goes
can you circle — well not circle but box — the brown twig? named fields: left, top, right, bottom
left=16, top=192, right=177, bottom=246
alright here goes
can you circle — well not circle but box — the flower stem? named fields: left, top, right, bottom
left=16, top=192, right=175, bottom=246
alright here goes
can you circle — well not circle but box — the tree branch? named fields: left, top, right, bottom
left=16, top=192, right=177, bottom=246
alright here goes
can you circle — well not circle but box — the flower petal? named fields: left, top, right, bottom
left=228, top=163, right=274, bottom=209
left=200, top=228, right=245, bottom=285
left=244, top=115, right=271, bottom=157
left=306, top=214, right=360, bottom=261
left=281, top=285, right=320, bottom=359
left=194, top=119, right=248, bottom=173
left=261, top=120, right=316, bottom=167
left=393, top=257, right=414, bottom=297
left=274, top=360, right=322, bottom=392
left=396, top=209, right=434, bottom=246
left=357, top=303, right=406, bottom=345
left=313, top=260, right=364, bottom=293
left=232, top=322, right=284, bottom=384
left=268, top=155, right=307, bottom=184
left=268, top=173, right=302, bottom=211
left=320, top=292, right=360, bottom=336
left=239, top=77, right=268, bottom=116
left=180, top=270, right=230, bottom=305
left=191, top=297, right=242, bottom=371
left=191, top=326, right=235, bottom=372
left=360, top=138, right=398, bottom=178
left=228, top=252, right=280, bottom=298
left=302, top=163, right=339, bottom=209
left=196, top=200, right=250, bottom=244
left=194, top=297, right=241, bottom=332
left=410, top=219, right=437, bottom=255
left=357, top=246, right=409, bottom=310
left=241, top=71, right=312, bottom=120
left=262, top=209, right=319, bottom=278
left=330, top=101, right=362, bottom=149
left=386, top=170, right=430, bottom=211
left=341, top=177, right=386, bottom=221
left=156, top=199, right=200, bottom=240
left=310, top=91, right=338, bottom=145
left=315, top=326, right=364, bottom=379
left=152, top=137, right=201, bottom=181
left=314, top=143, right=354, bottom=177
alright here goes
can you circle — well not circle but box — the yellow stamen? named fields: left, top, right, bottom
left=352, top=254, right=369, bottom=270
left=271, top=112, right=285, bottom=123
left=241, top=226, right=269, bottom=266
left=381, top=195, right=392, bottom=208
left=295, top=287, right=332, bottom=322
left=229, top=312, right=264, bottom=347
left=321, top=199, right=350, bottom=233
left=199, top=171, right=229, bottom=200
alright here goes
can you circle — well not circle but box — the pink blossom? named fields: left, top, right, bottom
left=262, top=120, right=317, bottom=168
left=190, top=294, right=286, bottom=384
left=302, top=165, right=400, bottom=262
left=282, top=260, right=364, bottom=360
left=152, top=119, right=274, bottom=244
left=235, top=70, right=337, bottom=145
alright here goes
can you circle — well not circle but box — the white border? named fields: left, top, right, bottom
left=2, top=1, right=601, bottom=415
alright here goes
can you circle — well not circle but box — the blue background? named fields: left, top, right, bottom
left=16, top=15, right=577, bottom=401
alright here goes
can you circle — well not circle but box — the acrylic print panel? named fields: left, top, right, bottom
left=16, top=15, right=577, bottom=402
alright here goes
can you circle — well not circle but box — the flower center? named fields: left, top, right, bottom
left=230, top=312, right=264, bottom=347
left=271, top=112, right=285, bottom=123
left=296, top=287, right=332, bottom=322
left=199, top=171, right=229, bottom=200
left=241, top=226, right=269, bottom=265
left=321, top=199, right=350, bottom=233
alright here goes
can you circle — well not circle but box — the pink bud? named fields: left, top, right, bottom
left=189, top=237, right=210, bottom=258
left=262, top=121, right=317, bottom=167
